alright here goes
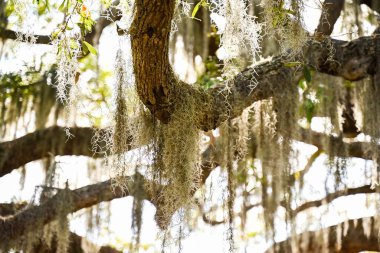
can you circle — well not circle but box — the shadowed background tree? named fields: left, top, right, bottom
left=1, top=0, right=380, bottom=252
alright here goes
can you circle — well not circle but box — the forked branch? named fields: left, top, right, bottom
left=315, top=0, right=345, bottom=37
left=129, top=0, right=377, bottom=131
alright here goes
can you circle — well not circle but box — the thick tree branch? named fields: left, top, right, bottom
left=268, top=216, right=380, bottom=253
left=0, top=29, right=51, bottom=44
left=0, top=201, right=120, bottom=252
left=129, top=0, right=378, bottom=131
left=3, top=0, right=379, bottom=134
left=0, top=139, right=219, bottom=247
left=0, top=175, right=139, bottom=249
left=1, top=121, right=379, bottom=179
left=0, top=126, right=128, bottom=177
left=222, top=35, right=377, bottom=130
left=130, top=0, right=176, bottom=123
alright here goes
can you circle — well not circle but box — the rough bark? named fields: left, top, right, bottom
left=126, top=0, right=380, bottom=131
left=129, top=0, right=377, bottom=131
left=1, top=0, right=378, bottom=132
left=129, top=0, right=176, bottom=123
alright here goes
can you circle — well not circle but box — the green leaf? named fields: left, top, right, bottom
left=66, top=0, right=71, bottom=11
left=304, top=99, right=316, bottom=123
left=247, top=231, right=259, bottom=238
left=38, top=1, right=47, bottom=15
left=46, top=0, right=50, bottom=11
left=5, top=0, right=15, bottom=17
left=192, top=1, right=202, bottom=18
left=298, top=79, right=306, bottom=90
left=51, top=29, right=61, bottom=40
left=303, top=66, right=312, bottom=83
left=58, top=0, right=69, bottom=13
left=82, top=41, right=97, bottom=55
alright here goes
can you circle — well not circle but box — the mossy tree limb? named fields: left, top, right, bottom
left=0, top=128, right=378, bottom=249
left=0, top=142, right=219, bottom=247
left=128, top=0, right=378, bottom=130
left=0, top=126, right=124, bottom=177
left=1, top=31, right=378, bottom=134
left=2, top=123, right=380, bottom=178
left=0, top=175, right=143, bottom=248
left=0, top=168, right=377, bottom=251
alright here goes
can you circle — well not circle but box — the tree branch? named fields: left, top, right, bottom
left=0, top=29, right=52, bottom=44
left=129, top=0, right=377, bottom=131
left=1, top=13, right=379, bottom=180
left=129, top=0, right=176, bottom=123
left=0, top=138, right=219, bottom=247
left=0, top=175, right=140, bottom=249
left=1, top=121, right=379, bottom=179
left=0, top=126, right=128, bottom=177
left=0, top=202, right=27, bottom=216
left=315, top=0, right=345, bottom=37
left=293, top=185, right=377, bottom=215
left=296, top=128, right=376, bottom=160
left=289, top=148, right=322, bottom=186
left=3, top=0, right=379, bottom=134
left=0, top=1, right=121, bottom=45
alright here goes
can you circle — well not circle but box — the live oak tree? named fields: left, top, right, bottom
left=1, top=0, right=380, bottom=252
